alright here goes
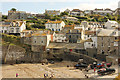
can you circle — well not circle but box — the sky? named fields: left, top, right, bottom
left=0, top=0, right=120, bottom=15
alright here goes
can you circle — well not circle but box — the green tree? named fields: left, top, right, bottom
left=10, top=8, right=17, bottom=11
left=60, top=12, right=68, bottom=16
left=2, top=15, right=7, bottom=19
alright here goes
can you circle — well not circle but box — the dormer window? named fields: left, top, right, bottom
left=16, top=22, right=19, bottom=27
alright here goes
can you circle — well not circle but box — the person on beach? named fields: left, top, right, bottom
left=16, top=73, right=18, bottom=77
left=44, top=73, right=48, bottom=78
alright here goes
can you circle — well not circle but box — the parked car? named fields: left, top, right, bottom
left=96, top=62, right=112, bottom=69
left=74, top=62, right=88, bottom=69
left=97, top=68, right=115, bottom=75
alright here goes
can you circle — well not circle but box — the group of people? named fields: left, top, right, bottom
left=44, top=73, right=54, bottom=78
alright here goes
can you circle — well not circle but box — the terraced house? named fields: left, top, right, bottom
left=66, top=29, right=85, bottom=43
left=45, top=20, right=65, bottom=31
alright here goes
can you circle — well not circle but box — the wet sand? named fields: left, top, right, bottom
left=2, top=61, right=85, bottom=78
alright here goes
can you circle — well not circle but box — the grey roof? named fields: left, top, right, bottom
left=97, top=29, right=119, bottom=36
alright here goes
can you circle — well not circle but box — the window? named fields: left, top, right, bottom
left=88, top=35, right=89, bottom=37
left=102, top=43, right=104, bottom=47
left=115, top=37, right=117, bottom=40
left=92, top=44, right=94, bottom=46
left=77, top=30, right=79, bottom=33
left=76, top=35, right=79, bottom=38
left=16, top=28, right=19, bottom=33
left=101, top=50, right=104, bottom=54
left=52, top=28, right=54, bottom=31
left=34, top=41, right=36, bottom=43
left=101, top=37, right=103, bottom=40
left=11, top=28, right=14, bottom=33
left=16, top=23, right=19, bottom=27
left=41, top=41, right=43, bottom=43
left=69, top=35, right=71, bottom=38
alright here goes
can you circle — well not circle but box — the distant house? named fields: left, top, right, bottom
left=70, top=9, right=84, bottom=17
left=84, top=10, right=93, bottom=15
left=84, top=30, right=97, bottom=49
left=80, top=21, right=104, bottom=30
left=105, top=20, right=118, bottom=29
left=9, top=21, right=26, bottom=35
left=53, top=33, right=67, bottom=42
left=20, top=30, right=33, bottom=37
left=66, top=29, right=84, bottom=43
left=97, top=29, right=119, bottom=56
left=45, top=20, right=65, bottom=31
left=45, top=9, right=60, bottom=16
left=36, top=14, right=45, bottom=19
left=62, top=15, right=78, bottom=22
left=0, top=21, right=10, bottom=33
left=61, top=24, right=75, bottom=33
left=31, top=32, right=51, bottom=52
left=64, top=9, right=70, bottom=15
left=92, top=8, right=113, bottom=16
left=8, top=10, right=27, bottom=20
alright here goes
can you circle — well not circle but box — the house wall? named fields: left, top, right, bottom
left=0, top=26, right=9, bottom=33
left=97, top=36, right=118, bottom=55
left=53, top=34, right=66, bottom=42
left=20, top=21, right=26, bottom=32
left=105, top=21, right=118, bottom=29
left=45, top=21, right=65, bottom=31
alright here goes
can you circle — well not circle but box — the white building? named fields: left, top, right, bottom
left=70, top=9, right=84, bottom=17
left=9, top=21, right=26, bottom=34
left=84, top=10, right=92, bottom=15
left=53, top=33, right=66, bottom=42
left=84, top=30, right=97, bottom=49
left=0, top=21, right=10, bottom=33
left=105, top=20, right=118, bottom=29
left=93, top=8, right=113, bottom=16
left=45, top=20, right=65, bottom=31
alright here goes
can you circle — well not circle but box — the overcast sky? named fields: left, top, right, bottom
left=0, top=0, right=120, bottom=15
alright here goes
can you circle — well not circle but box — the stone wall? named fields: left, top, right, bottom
left=2, top=44, right=26, bottom=64
left=86, top=48, right=97, bottom=58
left=54, top=51, right=98, bottom=64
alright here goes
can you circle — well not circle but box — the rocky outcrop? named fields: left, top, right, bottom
left=2, top=44, right=26, bottom=64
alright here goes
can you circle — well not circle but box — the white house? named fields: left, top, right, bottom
left=0, top=21, right=10, bottom=33
left=9, top=21, right=26, bottom=34
left=105, top=20, right=118, bottom=29
left=93, top=8, right=113, bottom=16
left=53, top=33, right=67, bottom=42
left=70, top=9, right=84, bottom=17
left=45, top=20, right=65, bottom=31
left=84, top=30, right=97, bottom=49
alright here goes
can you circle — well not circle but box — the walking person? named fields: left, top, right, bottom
left=94, top=68, right=96, bottom=76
